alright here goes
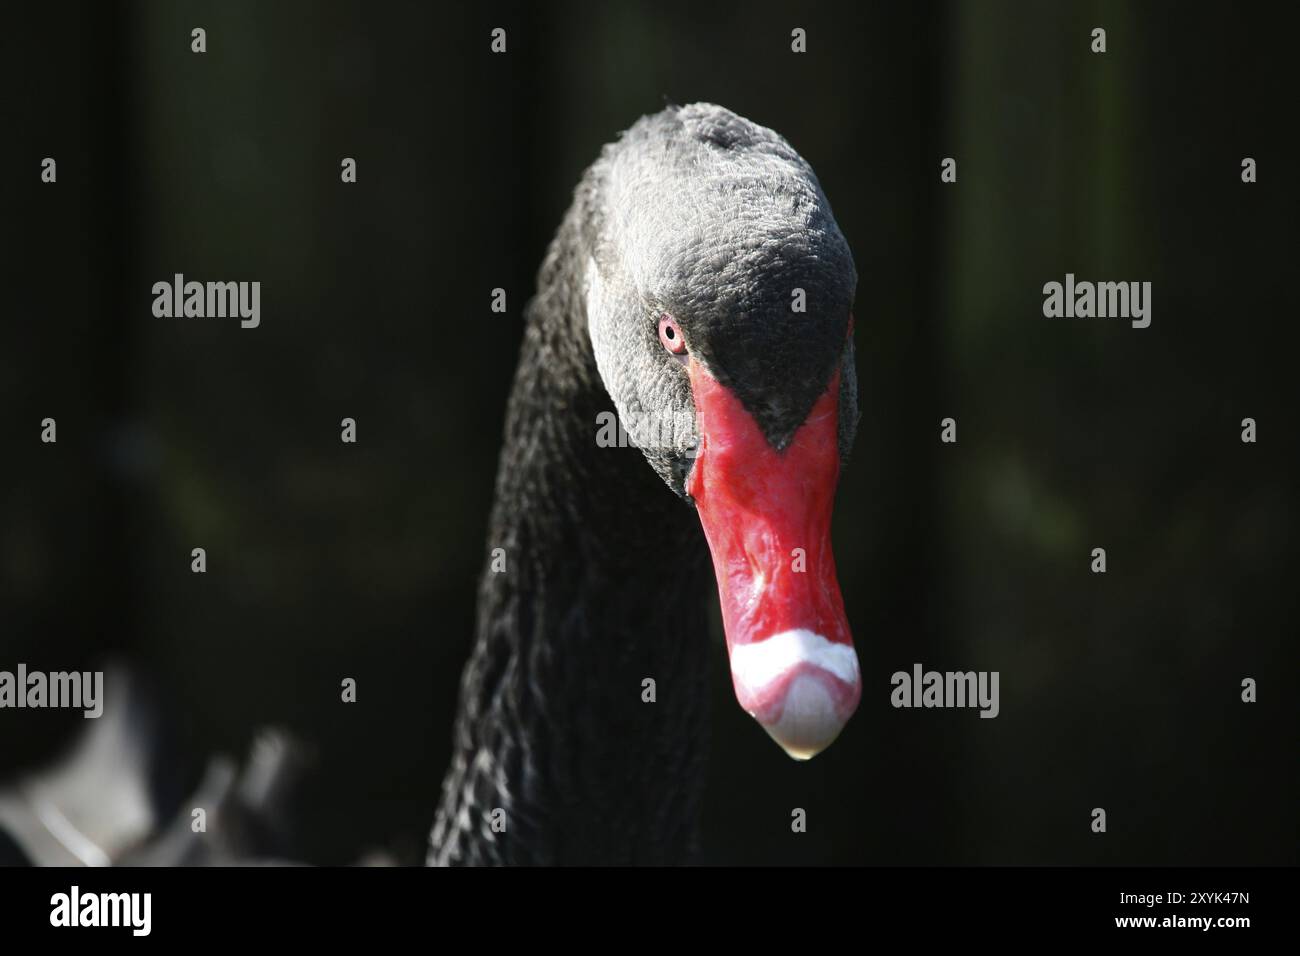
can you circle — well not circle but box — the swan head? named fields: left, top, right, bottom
left=582, top=103, right=861, bottom=760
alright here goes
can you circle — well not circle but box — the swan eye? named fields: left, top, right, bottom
left=658, top=315, right=687, bottom=358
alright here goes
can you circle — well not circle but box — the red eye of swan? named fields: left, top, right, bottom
left=658, top=315, right=687, bottom=356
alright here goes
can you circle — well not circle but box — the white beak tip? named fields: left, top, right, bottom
left=757, top=672, right=852, bottom=760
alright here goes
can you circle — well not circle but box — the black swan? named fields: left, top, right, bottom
left=429, top=103, right=861, bottom=865
left=0, top=102, right=861, bottom=869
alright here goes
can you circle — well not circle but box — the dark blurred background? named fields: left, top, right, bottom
left=1, top=0, right=1295, bottom=865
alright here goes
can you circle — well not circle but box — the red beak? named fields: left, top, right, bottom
left=686, top=360, right=860, bottom=759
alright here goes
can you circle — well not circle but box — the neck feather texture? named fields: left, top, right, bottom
left=429, top=207, right=713, bottom=865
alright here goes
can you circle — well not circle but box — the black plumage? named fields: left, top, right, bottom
left=429, top=103, right=857, bottom=864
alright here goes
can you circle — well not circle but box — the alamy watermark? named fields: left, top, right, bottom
left=595, top=409, right=699, bottom=457
left=0, top=665, right=102, bottom=718
left=50, top=886, right=151, bottom=936
left=890, top=663, right=1000, bottom=718
left=1043, top=273, right=1151, bottom=328
left=152, top=273, right=260, bottom=328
